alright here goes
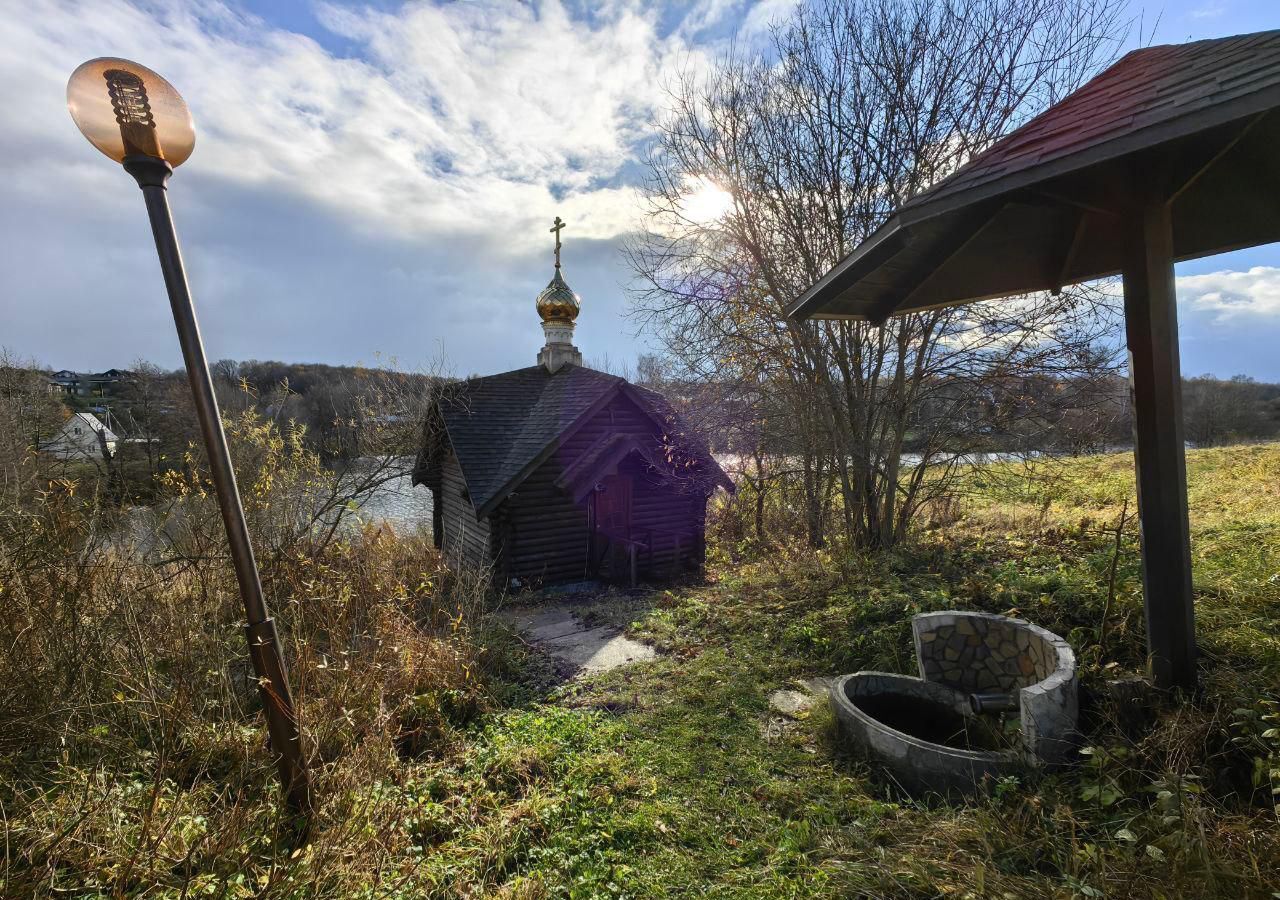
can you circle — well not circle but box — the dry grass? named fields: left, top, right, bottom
left=0, top=413, right=494, bottom=896
left=1, top=440, right=1277, bottom=896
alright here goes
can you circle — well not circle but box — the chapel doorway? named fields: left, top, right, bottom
left=590, top=473, right=635, bottom=583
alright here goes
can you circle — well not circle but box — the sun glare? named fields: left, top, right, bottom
left=680, top=175, right=734, bottom=225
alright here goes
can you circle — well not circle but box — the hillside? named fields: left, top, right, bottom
left=3, top=444, right=1278, bottom=897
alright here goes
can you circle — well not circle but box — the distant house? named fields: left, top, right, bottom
left=413, top=224, right=732, bottom=587
left=47, top=368, right=133, bottom=398
left=42, top=412, right=118, bottom=461
left=48, top=370, right=79, bottom=395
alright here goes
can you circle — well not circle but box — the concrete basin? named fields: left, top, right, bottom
left=830, top=611, right=1080, bottom=794
left=830, top=671, right=1023, bottom=794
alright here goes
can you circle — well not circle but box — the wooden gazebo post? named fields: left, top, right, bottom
left=1123, top=192, right=1196, bottom=689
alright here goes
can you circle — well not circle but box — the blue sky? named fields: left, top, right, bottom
left=2, top=0, right=1278, bottom=381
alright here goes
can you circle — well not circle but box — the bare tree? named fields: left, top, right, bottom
left=630, top=0, right=1127, bottom=549
left=0, top=350, right=65, bottom=504
left=113, top=360, right=169, bottom=480
left=1183, top=374, right=1280, bottom=447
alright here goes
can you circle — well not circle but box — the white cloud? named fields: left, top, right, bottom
left=1189, top=1, right=1226, bottom=20
left=13, top=0, right=1271, bottom=379
left=740, top=0, right=802, bottom=37
left=1177, top=267, right=1280, bottom=320
left=1, top=0, right=728, bottom=250
left=0, top=0, right=783, bottom=373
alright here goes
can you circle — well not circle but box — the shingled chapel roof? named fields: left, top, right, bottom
left=414, top=364, right=730, bottom=518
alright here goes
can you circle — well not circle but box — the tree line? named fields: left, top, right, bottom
left=4, top=345, right=1278, bottom=520
left=626, top=0, right=1279, bottom=551
left=0, top=351, right=441, bottom=506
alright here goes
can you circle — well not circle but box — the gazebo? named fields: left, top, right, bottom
left=790, top=30, right=1280, bottom=690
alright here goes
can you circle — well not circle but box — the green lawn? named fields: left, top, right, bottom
left=377, top=444, right=1280, bottom=897
left=5, top=445, right=1278, bottom=897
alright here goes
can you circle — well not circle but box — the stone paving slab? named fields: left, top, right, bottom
left=764, top=675, right=840, bottom=738
left=767, top=676, right=838, bottom=718
left=802, top=676, right=836, bottom=696
left=500, top=602, right=657, bottom=677
left=768, top=689, right=814, bottom=718
left=761, top=676, right=838, bottom=744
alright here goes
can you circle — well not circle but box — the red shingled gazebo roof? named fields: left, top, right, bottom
left=790, top=30, right=1280, bottom=322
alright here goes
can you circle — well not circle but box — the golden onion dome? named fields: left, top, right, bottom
left=536, top=269, right=581, bottom=323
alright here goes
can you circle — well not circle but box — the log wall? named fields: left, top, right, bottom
left=498, top=392, right=708, bottom=585
left=439, top=451, right=492, bottom=568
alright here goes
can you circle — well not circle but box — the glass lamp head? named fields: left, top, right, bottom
left=67, top=58, right=195, bottom=166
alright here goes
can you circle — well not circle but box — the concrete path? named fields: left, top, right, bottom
left=501, top=603, right=657, bottom=677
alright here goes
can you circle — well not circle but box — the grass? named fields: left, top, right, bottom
left=3, top=444, right=1279, bottom=897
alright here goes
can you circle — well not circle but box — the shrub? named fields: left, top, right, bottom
left=0, top=409, right=494, bottom=895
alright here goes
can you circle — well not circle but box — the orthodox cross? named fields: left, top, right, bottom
left=550, top=216, right=565, bottom=269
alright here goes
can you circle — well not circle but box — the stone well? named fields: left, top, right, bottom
left=830, top=611, right=1078, bottom=794
left=912, top=611, right=1078, bottom=764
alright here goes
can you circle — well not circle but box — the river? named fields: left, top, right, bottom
left=338, top=457, right=434, bottom=534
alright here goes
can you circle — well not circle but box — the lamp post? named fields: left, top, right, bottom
left=67, top=58, right=312, bottom=818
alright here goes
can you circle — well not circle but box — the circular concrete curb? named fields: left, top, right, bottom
left=830, top=672, right=1024, bottom=795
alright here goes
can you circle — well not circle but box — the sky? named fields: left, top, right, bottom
left=2, top=0, right=1279, bottom=382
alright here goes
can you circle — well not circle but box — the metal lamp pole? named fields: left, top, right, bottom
left=68, top=59, right=311, bottom=818
left=126, top=156, right=312, bottom=816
